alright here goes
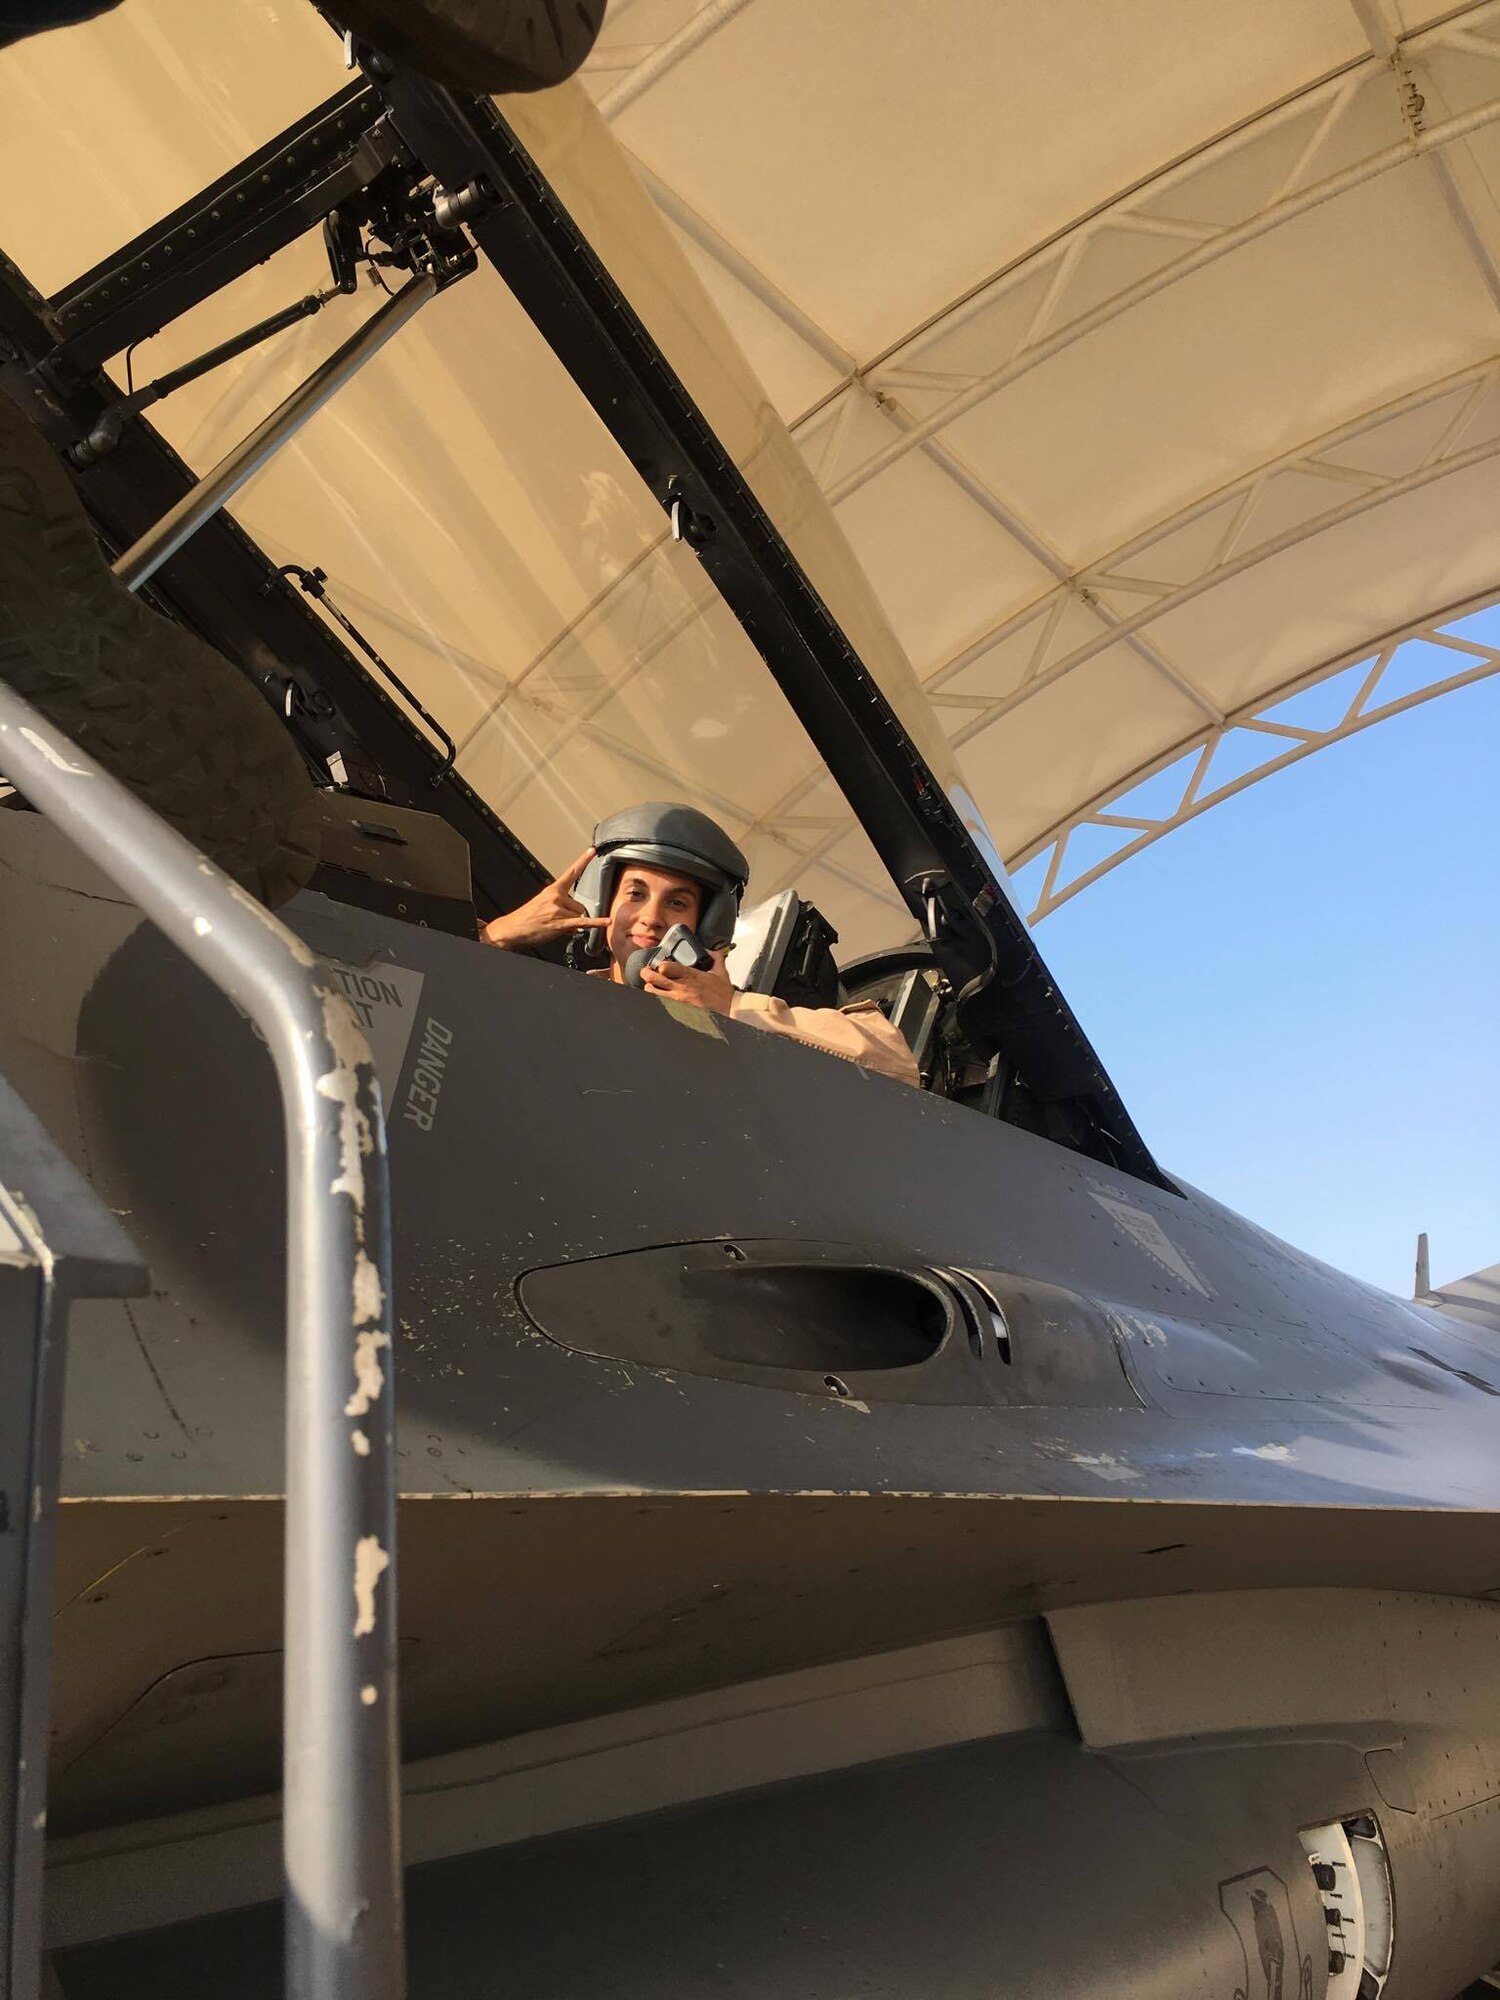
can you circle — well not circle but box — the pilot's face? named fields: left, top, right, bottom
left=606, top=864, right=706, bottom=968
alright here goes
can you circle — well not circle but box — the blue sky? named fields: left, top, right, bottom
left=1011, top=643, right=1500, bottom=1299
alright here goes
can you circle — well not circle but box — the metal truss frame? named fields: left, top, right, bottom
left=1017, top=589, right=1500, bottom=921
left=599, top=0, right=1500, bottom=921
left=605, top=0, right=1500, bottom=450
left=595, top=0, right=758, bottom=117
left=814, top=0, right=1500, bottom=494
left=509, top=0, right=1500, bottom=948
left=926, top=351, right=1500, bottom=723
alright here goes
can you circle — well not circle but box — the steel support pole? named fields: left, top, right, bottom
left=0, top=684, right=404, bottom=2000
left=111, top=270, right=437, bottom=593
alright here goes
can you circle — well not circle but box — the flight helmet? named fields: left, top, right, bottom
left=573, top=803, right=750, bottom=953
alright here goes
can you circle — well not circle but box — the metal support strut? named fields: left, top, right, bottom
left=112, top=269, right=437, bottom=593
left=68, top=290, right=334, bottom=469
left=0, top=683, right=404, bottom=2000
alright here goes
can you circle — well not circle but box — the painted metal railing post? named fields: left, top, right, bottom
left=0, top=683, right=404, bottom=2000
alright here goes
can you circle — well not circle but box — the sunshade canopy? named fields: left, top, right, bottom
left=583, top=0, right=1500, bottom=914
left=3, top=0, right=1498, bottom=940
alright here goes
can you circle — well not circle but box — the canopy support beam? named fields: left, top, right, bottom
left=112, top=271, right=438, bottom=593
left=0, top=93, right=547, bottom=918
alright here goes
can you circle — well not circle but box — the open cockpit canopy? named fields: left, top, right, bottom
left=4, top=3, right=1499, bottom=914
left=1, top=5, right=987, bottom=961
left=31, top=2, right=1498, bottom=1170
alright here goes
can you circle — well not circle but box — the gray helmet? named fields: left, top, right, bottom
left=573, top=802, right=749, bottom=952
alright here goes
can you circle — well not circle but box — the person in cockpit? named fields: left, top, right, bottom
left=481, top=802, right=919, bottom=1086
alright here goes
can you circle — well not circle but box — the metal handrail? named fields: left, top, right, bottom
left=0, top=683, right=404, bottom=1999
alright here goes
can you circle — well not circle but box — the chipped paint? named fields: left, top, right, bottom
left=192, top=916, right=212, bottom=937
left=1233, top=1442, right=1295, bottom=1462
left=361, top=1684, right=378, bottom=1706
left=353, top=1535, right=389, bottom=1638
left=222, top=876, right=316, bottom=967
left=661, top=998, right=725, bottom=1039
left=321, top=978, right=376, bottom=1071
left=1069, top=1452, right=1145, bottom=1484
left=17, top=727, right=91, bottom=776
left=1114, top=1310, right=1169, bottom=1348
left=1089, top=1192, right=1210, bottom=1297
left=317, top=1060, right=366, bottom=1207
left=351, top=1429, right=371, bottom=1457
left=353, top=1248, right=384, bottom=1326
left=316, top=988, right=378, bottom=1210
left=344, top=1331, right=390, bottom=1417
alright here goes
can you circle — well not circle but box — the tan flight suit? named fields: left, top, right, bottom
left=724, top=990, right=919, bottom=1086
left=588, top=970, right=919, bottom=1086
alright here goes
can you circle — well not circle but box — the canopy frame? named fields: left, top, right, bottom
left=370, top=65, right=1162, bottom=1180
left=0, top=65, right=1162, bottom=1183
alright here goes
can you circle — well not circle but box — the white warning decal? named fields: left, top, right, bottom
left=403, top=1017, right=453, bottom=1133
left=1218, top=1867, right=1310, bottom=2000
left=321, top=959, right=426, bottom=1096
left=1089, top=1192, right=1211, bottom=1297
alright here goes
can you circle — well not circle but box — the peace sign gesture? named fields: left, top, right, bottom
left=481, top=848, right=608, bottom=952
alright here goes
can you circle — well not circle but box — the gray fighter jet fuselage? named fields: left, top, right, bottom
left=4, top=807, right=1499, bottom=2000
left=0, top=46, right=1497, bottom=2000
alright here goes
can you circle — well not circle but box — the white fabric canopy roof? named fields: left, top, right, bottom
left=582, top=0, right=1500, bottom=910
left=3, top=0, right=1498, bottom=939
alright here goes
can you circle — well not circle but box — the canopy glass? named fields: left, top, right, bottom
left=0, top=0, right=1017, bottom=961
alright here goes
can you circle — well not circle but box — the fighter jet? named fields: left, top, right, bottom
left=0, top=6, right=1498, bottom=1999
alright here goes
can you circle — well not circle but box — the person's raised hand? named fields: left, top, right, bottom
left=480, top=848, right=608, bottom=952
left=639, top=951, right=735, bottom=1017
